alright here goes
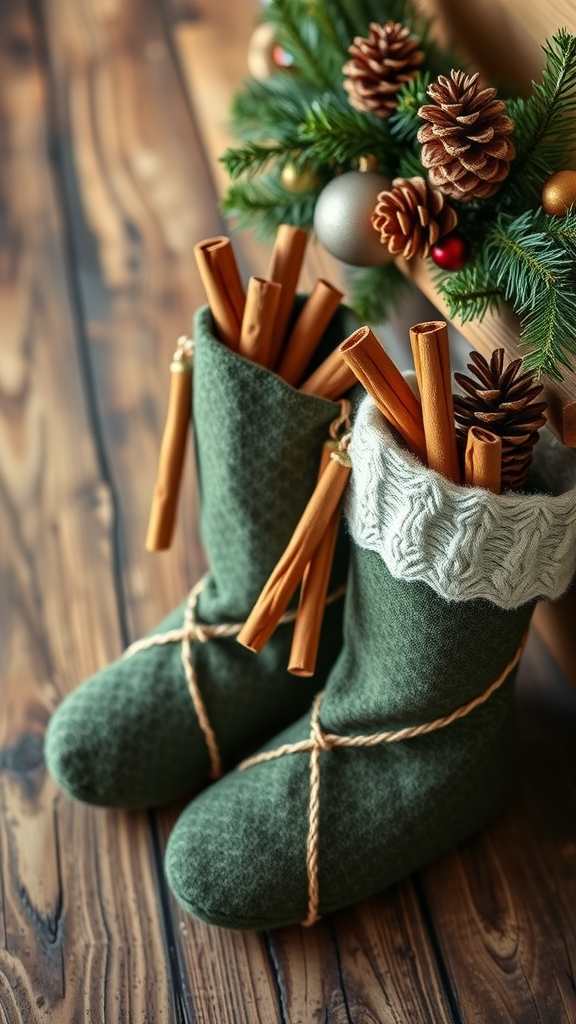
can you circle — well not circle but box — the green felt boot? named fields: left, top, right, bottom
left=165, top=395, right=576, bottom=929
left=45, top=302, right=357, bottom=809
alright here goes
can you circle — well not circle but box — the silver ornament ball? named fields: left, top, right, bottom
left=313, top=170, right=393, bottom=266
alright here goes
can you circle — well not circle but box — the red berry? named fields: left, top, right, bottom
left=430, top=233, right=470, bottom=271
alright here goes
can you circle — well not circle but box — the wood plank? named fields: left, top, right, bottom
left=420, top=634, right=576, bottom=1024
left=35, top=0, right=300, bottom=1019
left=0, top=3, right=176, bottom=1019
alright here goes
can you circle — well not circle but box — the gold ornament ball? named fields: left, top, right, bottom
left=541, top=170, right=576, bottom=216
left=280, top=163, right=321, bottom=193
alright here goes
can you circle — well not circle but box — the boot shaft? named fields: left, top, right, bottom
left=192, top=303, right=358, bottom=622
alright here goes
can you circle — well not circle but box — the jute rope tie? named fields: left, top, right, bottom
left=124, top=403, right=353, bottom=781
left=123, top=575, right=346, bottom=781
left=240, top=636, right=527, bottom=928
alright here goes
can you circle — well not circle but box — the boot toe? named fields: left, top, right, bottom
left=45, top=623, right=205, bottom=808
left=165, top=721, right=312, bottom=930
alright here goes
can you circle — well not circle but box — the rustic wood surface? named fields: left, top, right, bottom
left=0, top=0, right=574, bottom=1021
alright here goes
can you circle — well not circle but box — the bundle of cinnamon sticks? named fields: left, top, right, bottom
left=340, top=319, right=503, bottom=493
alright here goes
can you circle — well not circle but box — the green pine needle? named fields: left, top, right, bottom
left=485, top=211, right=576, bottom=377
left=300, top=99, right=393, bottom=170
left=221, top=176, right=318, bottom=238
left=507, top=30, right=576, bottom=205
left=389, top=73, right=430, bottom=143
left=439, top=262, right=502, bottom=324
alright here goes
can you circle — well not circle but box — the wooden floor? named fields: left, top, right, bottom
left=0, top=0, right=575, bottom=1020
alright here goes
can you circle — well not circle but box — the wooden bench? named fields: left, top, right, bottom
left=0, top=0, right=574, bottom=1019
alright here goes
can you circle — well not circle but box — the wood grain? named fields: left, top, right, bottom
left=0, top=2, right=176, bottom=1018
left=420, top=635, right=576, bottom=1024
left=0, top=0, right=573, bottom=1019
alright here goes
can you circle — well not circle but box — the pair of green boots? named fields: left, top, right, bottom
left=45, top=306, right=576, bottom=930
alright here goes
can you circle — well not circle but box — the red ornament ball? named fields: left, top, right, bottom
left=430, top=233, right=470, bottom=271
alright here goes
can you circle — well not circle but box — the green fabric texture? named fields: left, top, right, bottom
left=45, top=300, right=358, bottom=809
left=165, top=523, right=534, bottom=931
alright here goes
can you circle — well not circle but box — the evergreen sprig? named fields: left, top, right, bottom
left=389, top=72, right=430, bottom=143
left=299, top=99, right=393, bottom=170
left=221, top=176, right=318, bottom=238
left=506, top=30, right=576, bottom=206
left=439, top=261, right=502, bottom=324
left=485, top=211, right=576, bottom=377
left=223, top=2, right=576, bottom=379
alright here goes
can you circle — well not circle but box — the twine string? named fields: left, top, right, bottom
left=240, top=636, right=527, bottom=927
left=123, top=575, right=347, bottom=781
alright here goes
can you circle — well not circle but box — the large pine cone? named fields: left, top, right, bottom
left=454, top=349, right=547, bottom=490
left=417, top=71, right=515, bottom=201
left=372, top=176, right=458, bottom=259
left=343, top=22, right=424, bottom=119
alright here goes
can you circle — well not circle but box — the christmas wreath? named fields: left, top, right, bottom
left=221, top=0, right=576, bottom=380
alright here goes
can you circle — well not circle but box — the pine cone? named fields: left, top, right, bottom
left=417, top=71, right=515, bottom=201
left=343, top=22, right=424, bottom=119
left=372, top=177, right=458, bottom=259
left=453, top=349, right=547, bottom=490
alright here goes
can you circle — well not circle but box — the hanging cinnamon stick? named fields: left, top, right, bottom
left=299, top=348, right=357, bottom=400
left=276, top=279, right=344, bottom=386
left=340, top=326, right=427, bottom=463
left=464, top=426, right=502, bottom=494
left=194, top=237, right=245, bottom=352
left=237, top=443, right=351, bottom=653
left=145, top=337, right=194, bottom=551
left=267, top=225, right=308, bottom=367
left=288, top=444, right=336, bottom=676
left=239, top=277, right=282, bottom=367
left=409, top=320, right=460, bottom=484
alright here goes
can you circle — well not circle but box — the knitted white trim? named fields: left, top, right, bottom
left=346, top=394, right=576, bottom=609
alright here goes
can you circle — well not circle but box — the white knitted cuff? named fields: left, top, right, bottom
left=346, top=394, right=576, bottom=609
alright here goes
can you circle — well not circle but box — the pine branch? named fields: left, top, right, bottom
left=222, top=142, right=303, bottom=180
left=300, top=99, right=393, bottom=170
left=439, top=262, right=502, bottom=324
left=228, top=77, right=320, bottom=143
left=506, top=30, right=576, bottom=205
left=307, top=0, right=355, bottom=65
left=346, top=261, right=413, bottom=322
left=485, top=211, right=576, bottom=377
left=263, top=0, right=341, bottom=90
left=389, top=73, right=430, bottom=143
left=221, top=176, right=318, bottom=238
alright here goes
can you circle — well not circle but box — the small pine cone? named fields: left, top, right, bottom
left=372, top=176, right=458, bottom=259
left=453, top=349, right=547, bottom=490
left=417, top=70, right=515, bottom=201
left=343, top=22, right=425, bottom=119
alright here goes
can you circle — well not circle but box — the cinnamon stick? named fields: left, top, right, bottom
left=237, top=444, right=351, bottom=653
left=239, top=277, right=282, bottom=367
left=194, top=237, right=245, bottom=352
left=339, top=326, right=427, bottom=463
left=276, top=279, right=344, bottom=387
left=409, top=320, right=460, bottom=484
left=288, top=444, right=335, bottom=676
left=464, top=426, right=502, bottom=494
left=299, top=348, right=357, bottom=400
left=288, top=506, right=340, bottom=676
left=145, top=340, right=194, bottom=551
left=267, top=225, right=308, bottom=367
